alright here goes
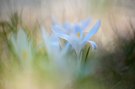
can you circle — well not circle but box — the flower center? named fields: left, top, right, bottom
left=77, top=33, right=80, bottom=38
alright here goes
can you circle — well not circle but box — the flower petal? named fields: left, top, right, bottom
left=61, top=43, right=71, bottom=55
left=50, top=34, right=60, bottom=47
left=63, top=22, right=72, bottom=30
left=52, top=24, right=66, bottom=34
left=81, top=18, right=91, bottom=30
left=88, top=41, right=97, bottom=49
left=82, top=20, right=101, bottom=45
left=55, top=32, right=71, bottom=42
left=74, top=24, right=81, bottom=33
left=17, top=29, right=29, bottom=56
left=41, top=27, right=61, bottom=54
left=56, top=32, right=82, bottom=56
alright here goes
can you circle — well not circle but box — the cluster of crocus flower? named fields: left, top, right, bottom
left=42, top=19, right=100, bottom=58
left=54, top=19, right=100, bottom=55
left=41, top=18, right=101, bottom=77
left=9, top=18, right=101, bottom=80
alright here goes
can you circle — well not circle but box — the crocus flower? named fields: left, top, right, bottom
left=10, top=28, right=32, bottom=63
left=41, top=19, right=101, bottom=80
left=52, top=18, right=91, bottom=39
left=41, top=26, right=71, bottom=73
left=41, top=26, right=61, bottom=57
left=52, top=19, right=101, bottom=57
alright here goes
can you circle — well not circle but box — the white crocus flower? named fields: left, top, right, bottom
left=10, top=28, right=32, bottom=64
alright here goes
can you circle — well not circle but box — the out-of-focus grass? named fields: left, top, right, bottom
left=95, top=18, right=135, bottom=89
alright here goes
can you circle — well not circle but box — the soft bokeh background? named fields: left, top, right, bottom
left=1, top=0, right=135, bottom=49
left=1, top=0, right=135, bottom=89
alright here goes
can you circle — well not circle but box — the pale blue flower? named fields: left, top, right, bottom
left=41, top=26, right=62, bottom=58
left=52, top=19, right=101, bottom=57
left=41, top=19, right=101, bottom=79
left=41, top=26, right=71, bottom=72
